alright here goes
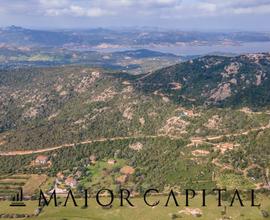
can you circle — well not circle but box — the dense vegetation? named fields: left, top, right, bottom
left=138, top=53, right=270, bottom=108
left=0, top=53, right=270, bottom=195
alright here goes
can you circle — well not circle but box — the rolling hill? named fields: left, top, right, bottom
left=0, top=53, right=270, bottom=193
left=138, top=53, right=270, bottom=108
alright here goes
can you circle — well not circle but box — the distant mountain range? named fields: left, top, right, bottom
left=1, top=26, right=270, bottom=48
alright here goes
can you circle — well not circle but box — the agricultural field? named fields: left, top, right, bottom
left=0, top=195, right=269, bottom=220
left=0, top=175, right=30, bottom=199
left=0, top=174, right=47, bottom=199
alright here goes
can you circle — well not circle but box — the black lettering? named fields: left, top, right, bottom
left=144, top=189, right=159, bottom=207
left=165, top=190, right=179, bottom=207
left=213, top=189, right=226, bottom=207
left=185, top=189, right=196, bottom=206
left=251, top=190, right=261, bottom=207
left=84, top=189, right=88, bottom=207
left=120, top=189, right=134, bottom=207
left=39, top=190, right=57, bottom=207
left=202, top=189, right=207, bottom=207
left=96, top=189, right=114, bottom=207
left=64, top=190, right=78, bottom=207
left=230, top=190, right=244, bottom=207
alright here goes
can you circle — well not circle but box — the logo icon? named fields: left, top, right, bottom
left=10, top=188, right=26, bottom=207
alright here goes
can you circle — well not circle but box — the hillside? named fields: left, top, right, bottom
left=0, top=67, right=178, bottom=150
left=138, top=53, right=270, bottom=108
left=0, top=54, right=270, bottom=194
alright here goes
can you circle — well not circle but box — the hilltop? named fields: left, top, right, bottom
left=138, top=53, right=270, bottom=108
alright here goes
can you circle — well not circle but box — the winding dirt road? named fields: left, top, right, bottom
left=190, top=121, right=270, bottom=143
left=1, top=121, right=269, bottom=156
left=0, top=135, right=169, bottom=156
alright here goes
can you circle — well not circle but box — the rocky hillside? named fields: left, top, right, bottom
left=138, top=53, right=270, bottom=108
left=0, top=66, right=178, bottom=150
left=1, top=56, right=270, bottom=191
left=2, top=53, right=270, bottom=151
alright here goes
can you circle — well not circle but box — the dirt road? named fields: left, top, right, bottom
left=0, top=135, right=169, bottom=156
left=1, top=121, right=269, bottom=156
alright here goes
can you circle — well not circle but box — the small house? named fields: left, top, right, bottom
left=35, top=155, right=49, bottom=165
left=65, top=177, right=78, bottom=188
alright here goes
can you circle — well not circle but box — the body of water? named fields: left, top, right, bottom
left=93, top=41, right=270, bottom=56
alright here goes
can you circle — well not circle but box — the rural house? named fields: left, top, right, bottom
left=35, top=155, right=49, bottom=165
left=65, top=177, right=78, bottom=188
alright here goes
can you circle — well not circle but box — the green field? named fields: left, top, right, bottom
left=0, top=195, right=269, bottom=220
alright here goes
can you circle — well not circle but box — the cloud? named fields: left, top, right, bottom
left=38, top=0, right=183, bottom=17
left=104, top=0, right=181, bottom=8
left=39, top=1, right=114, bottom=17
left=1, top=0, right=270, bottom=29
left=232, top=4, right=270, bottom=14
left=69, top=5, right=113, bottom=17
left=197, top=3, right=217, bottom=12
left=0, top=0, right=37, bottom=14
left=200, top=0, right=270, bottom=15
left=39, top=0, right=69, bottom=8
left=2, top=0, right=269, bottom=19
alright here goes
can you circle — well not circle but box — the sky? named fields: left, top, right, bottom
left=0, top=0, right=270, bottom=31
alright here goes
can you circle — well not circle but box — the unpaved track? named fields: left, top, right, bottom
left=1, top=122, right=269, bottom=156
left=0, top=135, right=170, bottom=156
left=191, top=121, right=270, bottom=143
